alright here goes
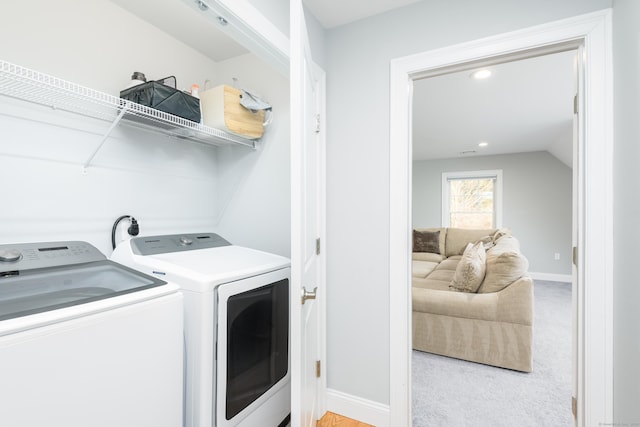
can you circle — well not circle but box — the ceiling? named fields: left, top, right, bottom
left=110, top=0, right=423, bottom=60
left=412, top=50, right=576, bottom=165
left=111, top=0, right=576, bottom=167
left=303, top=0, right=422, bottom=29
left=110, top=0, right=248, bottom=61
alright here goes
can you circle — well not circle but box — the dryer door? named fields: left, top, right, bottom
left=216, top=268, right=290, bottom=426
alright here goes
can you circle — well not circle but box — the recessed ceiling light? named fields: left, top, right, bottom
left=470, top=69, right=492, bottom=80
left=478, top=141, right=489, bottom=147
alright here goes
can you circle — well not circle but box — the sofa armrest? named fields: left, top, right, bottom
left=495, top=276, right=533, bottom=325
left=412, top=287, right=499, bottom=321
left=412, top=276, right=533, bottom=325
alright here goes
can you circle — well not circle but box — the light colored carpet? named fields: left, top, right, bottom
left=412, top=280, right=572, bottom=427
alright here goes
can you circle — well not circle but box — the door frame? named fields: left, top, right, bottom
left=290, top=0, right=328, bottom=424
left=389, top=9, right=613, bottom=427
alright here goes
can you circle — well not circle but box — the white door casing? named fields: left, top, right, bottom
left=572, top=45, right=585, bottom=425
left=389, top=9, right=613, bottom=427
left=291, top=0, right=327, bottom=425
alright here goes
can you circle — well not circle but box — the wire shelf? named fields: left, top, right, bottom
left=0, top=60, right=258, bottom=150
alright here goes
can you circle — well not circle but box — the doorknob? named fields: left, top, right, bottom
left=301, top=286, right=317, bottom=305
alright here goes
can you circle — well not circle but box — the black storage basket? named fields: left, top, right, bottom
left=120, top=79, right=200, bottom=123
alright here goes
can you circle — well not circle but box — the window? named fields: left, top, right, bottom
left=442, top=170, right=502, bottom=229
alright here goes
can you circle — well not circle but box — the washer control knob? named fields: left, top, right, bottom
left=179, top=236, right=193, bottom=246
left=0, top=249, right=22, bottom=263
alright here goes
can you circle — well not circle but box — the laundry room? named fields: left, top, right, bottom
left=0, top=0, right=291, bottom=258
left=1, top=1, right=295, bottom=426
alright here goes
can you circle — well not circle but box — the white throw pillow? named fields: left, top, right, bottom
left=449, top=241, right=487, bottom=293
left=477, top=236, right=529, bottom=293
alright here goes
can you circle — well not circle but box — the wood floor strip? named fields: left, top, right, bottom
left=317, top=411, right=374, bottom=427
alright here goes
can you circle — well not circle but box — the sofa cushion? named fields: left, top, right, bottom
left=434, top=257, right=461, bottom=272
left=457, top=228, right=513, bottom=254
left=449, top=242, right=487, bottom=293
left=412, top=277, right=451, bottom=291
left=413, top=229, right=441, bottom=254
left=478, top=236, right=529, bottom=293
left=426, top=268, right=456, bottom=284
left=445, top=228, right=497, bottom=257
left=492, top=228, right=512, bottom=241
left=413, top=252, right=446, bottom=263
left=412, top=260, right=440, bottom=278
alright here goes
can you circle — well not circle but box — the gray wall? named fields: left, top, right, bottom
left=413, top=152, right=572, bottom=275
left=325, top=0, right=611, bottom=406
left=612, top=0, right=640, bottom=424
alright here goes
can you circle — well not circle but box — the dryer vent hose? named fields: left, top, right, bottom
left=111, top=215, right=139, bottom=250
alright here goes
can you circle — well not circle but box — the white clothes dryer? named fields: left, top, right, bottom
left=111, top=233, right=291, bottom=427
left=0, top=240, right=183, bottom=427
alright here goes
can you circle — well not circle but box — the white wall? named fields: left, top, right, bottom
left=324, top=0, right=611, bottom=407
left=0, top=0, right=290, bottom=258
left=0, top=0, right=218, bottom=96
left=248, top=0, right=290, bottom=37
left=612, top=0, right=640, bottom=423
left=213, top=53, right=291, bottom=257
left=413, top=152, right=572, bottom=276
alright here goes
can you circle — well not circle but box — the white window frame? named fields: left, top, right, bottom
left=441, top=170, right=503, bottom=228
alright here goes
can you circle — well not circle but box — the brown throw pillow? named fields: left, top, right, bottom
left=413, top=230, right=440, bottom=254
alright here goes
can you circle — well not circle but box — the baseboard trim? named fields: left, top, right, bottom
left=325, top=388, right=390, bottom=427
left=529, top=272, right=572, bottom=283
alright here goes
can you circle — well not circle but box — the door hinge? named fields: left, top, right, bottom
left=572, top=396, right=577, bottom=418
left=316, top=360, right=321, bottom=378
left=574, top=94, right=579, bottom=114
left=573, top=246, right=578, bottom=267
left=315, top=114, right=321, bottom=134
left=316, top=238, right=321, bottom=255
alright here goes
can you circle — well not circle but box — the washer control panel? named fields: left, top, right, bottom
left=0, top=241, right=106, bottom=273
left=131, top=233, right=230, bottom=256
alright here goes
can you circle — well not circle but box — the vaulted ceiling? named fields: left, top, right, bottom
left=412, top=50, right=575, bottom=166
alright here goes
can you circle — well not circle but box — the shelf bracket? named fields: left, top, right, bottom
left=82, top=102, right=129, bottom=173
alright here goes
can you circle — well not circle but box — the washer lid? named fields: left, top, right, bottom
left=0, top=260, right=167, bottom=321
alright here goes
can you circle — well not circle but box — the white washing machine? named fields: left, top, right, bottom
left=0, top=240, right=184, bottom=427
left=111, top=232, right=291, bottom=427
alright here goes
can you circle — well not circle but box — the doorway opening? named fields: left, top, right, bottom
left=389, top=10, right=613, bottom=427
left=410, top=48, right=576, bottom=425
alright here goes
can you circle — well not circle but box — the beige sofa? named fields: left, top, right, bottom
left=412, top=227, right=533, bottom=372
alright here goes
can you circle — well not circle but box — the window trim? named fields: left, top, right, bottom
left=441, top=169, right=503, bottom=228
